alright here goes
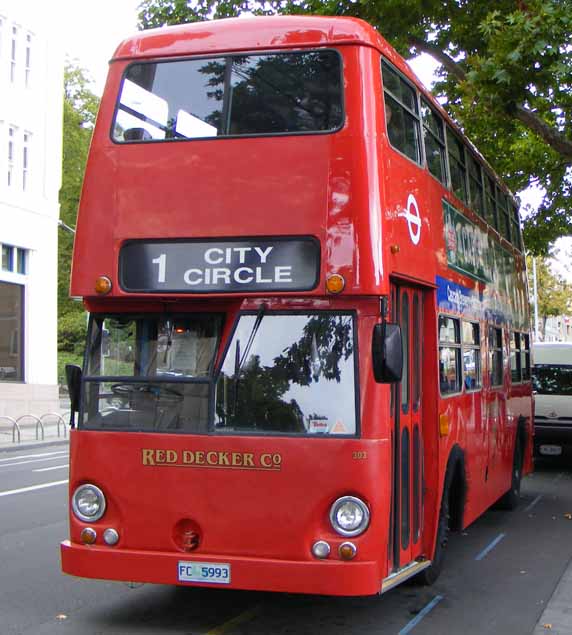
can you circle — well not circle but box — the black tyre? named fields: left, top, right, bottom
left=498, top=434, right=523, bottom=510
left=415, top=474, right=450, bottom=586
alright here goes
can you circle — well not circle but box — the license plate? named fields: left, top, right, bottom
left=178, top=561, right=231, bottom=584
left=540, top=445, right=562, bottom=456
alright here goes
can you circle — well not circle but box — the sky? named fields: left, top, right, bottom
left=57, top=0, right=140, bottom=94
left=57, top=1, right=440, bottom=96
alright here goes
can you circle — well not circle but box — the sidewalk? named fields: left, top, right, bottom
left=533, top=557, right=572, bottom=635
left=1, top=423, right=571, bottom=633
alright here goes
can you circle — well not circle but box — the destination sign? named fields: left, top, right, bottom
left=119, top=237, right=320, bottom=293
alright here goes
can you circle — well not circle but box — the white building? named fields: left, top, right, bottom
left=0, top=1, right=62, bottom=418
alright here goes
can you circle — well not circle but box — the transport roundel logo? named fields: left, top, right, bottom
left=398, top=194, right=421, bottom=245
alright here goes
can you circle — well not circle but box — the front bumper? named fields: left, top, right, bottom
left=61, top=540, right=382, bottom=596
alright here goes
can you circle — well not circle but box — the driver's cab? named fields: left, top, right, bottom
left=82, top=313, right=223, bottom=432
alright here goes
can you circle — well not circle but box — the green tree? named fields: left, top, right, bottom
left=528, top=255, right=572, bottom=339
left=58, top=62, right=99, bottom=380
left=137, top=0, right=572, bottom=254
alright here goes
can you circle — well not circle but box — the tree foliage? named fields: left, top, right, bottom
left=58, top=62, right=99, bottom=376
left=137, top=0, right=572, bottom=254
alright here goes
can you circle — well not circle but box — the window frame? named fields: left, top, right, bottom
left=382, top=59, right=422, bottom=166
left=489, top=326, right=504, bottom=388
left=496, top=188, right=512, bottom=243
left=112, top=48, right=346, bottom=144
left=0, top=281, right=25, bottom=383
left=510, top=331, right=531, bottom=383
left=446, top=126, right=468, bottom=204
left=462, top=320, right=481, bottom=391
left=438, top=314, right=462, bottom=397
left=467, top=153, right=484, bottom=218
left=420, top=98, right=447, bottom=184
left=213, top=309, right=361, bottom=438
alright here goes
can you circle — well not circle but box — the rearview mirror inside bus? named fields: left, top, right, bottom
left=65, top=364, right=82, bottom=415
left=372, top=323, right=403, bottom=383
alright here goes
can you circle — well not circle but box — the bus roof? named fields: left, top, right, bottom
left=112, top=15, right=385, bottom=61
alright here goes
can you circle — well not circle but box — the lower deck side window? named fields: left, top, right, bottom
left=439, top=315, right=461, bottom=394
left=489, top=326, right=503, bottom=387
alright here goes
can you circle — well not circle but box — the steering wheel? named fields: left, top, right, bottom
left=110, top=383, right=183, bottom=403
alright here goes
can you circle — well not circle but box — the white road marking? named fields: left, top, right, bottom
left=0, top=480, right=68, bottom=498
left=0, top=450, right=68, bottom=463
left=33, top=464, right=69, bottom=473
left=0, top=456, right=69, bottom=468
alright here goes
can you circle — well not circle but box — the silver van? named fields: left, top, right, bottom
left=532, top=342, right=572, bottom=457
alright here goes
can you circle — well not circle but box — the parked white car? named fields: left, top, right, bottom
left=532, top=342, right=572, bottom=458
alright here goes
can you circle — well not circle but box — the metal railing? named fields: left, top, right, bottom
left=0, top=412, right=69, bottom=444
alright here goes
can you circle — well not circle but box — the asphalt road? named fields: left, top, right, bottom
left=1, top=444, right=571, bottom=635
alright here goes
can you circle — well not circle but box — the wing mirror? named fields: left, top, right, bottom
left=372, top=323, right=403, bottom=383
left=65, top=364, right=82, bottom=427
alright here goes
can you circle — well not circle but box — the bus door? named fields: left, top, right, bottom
left=390, top=284, right=424, bottom=571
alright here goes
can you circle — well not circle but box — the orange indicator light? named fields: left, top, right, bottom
left=326, top=274, right=345, bottom=294
left=338, top=541, right=357, bottom=560
left=81, top=528, right=97, bottom=545
left=94, top=276, right=112, bottom=295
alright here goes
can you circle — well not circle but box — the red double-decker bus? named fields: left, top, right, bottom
left=61, top=15, right=533, bottom=596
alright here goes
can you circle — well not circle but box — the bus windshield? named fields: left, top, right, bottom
left=81, top=314, right=223, bottom=433
left=214, top=312, right=357, bottom=436
left=112, top=50, right=343, bottom=142
left=81, top=312, right=357, bottom=436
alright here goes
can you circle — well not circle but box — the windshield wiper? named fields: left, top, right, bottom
left=231, top=304, right=266, bottom=416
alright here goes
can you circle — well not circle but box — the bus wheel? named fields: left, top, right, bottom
left=498, top=435, right=523, bottom=510
left=415, top=474, right=451, bottom=586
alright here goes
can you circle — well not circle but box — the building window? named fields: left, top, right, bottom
left=382, top=60, right=422, bottom=164
left=2, top=245, right=13, bottom=271
left=439, top=315, right=461, bottom=395
left=25, top=33, right=31, bottom=87
left=489, top=326, right=503, bottom=387
left=22, top=132, right=30, bottom=191
left=1, top=244, right=27, bottom=274
left=462, top=321, right=481, bottom=390
left=0, top=281, right=24, bottom=382
left=10, top=25, right=17, bottom=83
left=7, top=126, right=16, bottom=187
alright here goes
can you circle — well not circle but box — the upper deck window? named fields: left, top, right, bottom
left=421, top=99, right=446, bottom=184
left=112, top=50, right=343, bottom=142
left=446, top=127, right=468, bottom=204
left=382, top=61, right=421, bottom=164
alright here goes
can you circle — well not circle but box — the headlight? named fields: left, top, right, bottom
left=72, top=484, right=106, bottom=522
left=329, top=495, right=370, bottom=537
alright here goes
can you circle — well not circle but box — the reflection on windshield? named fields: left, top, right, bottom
left=82, top=314, right=222, bottom=432
left=532, top=365, right=572, bottom=396
left=215, top=313, right=357, bottom=435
